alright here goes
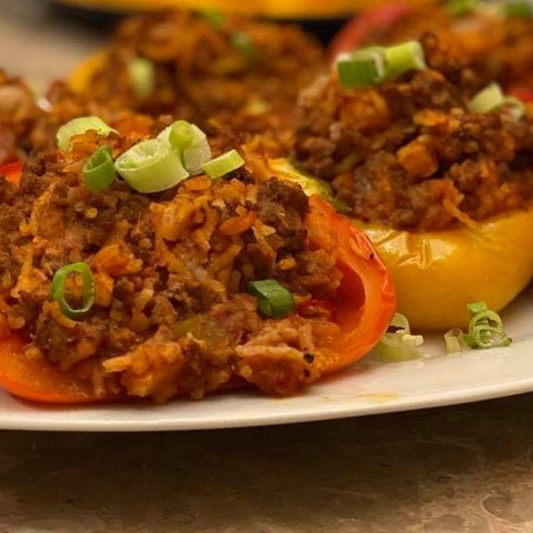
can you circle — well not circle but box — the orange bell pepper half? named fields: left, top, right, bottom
left=0, top=193, right=395, bottom=404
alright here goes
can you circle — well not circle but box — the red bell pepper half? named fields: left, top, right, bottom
left=0, top=180, right=395, bottom=402
left=327, top=2, right=412, bottom=62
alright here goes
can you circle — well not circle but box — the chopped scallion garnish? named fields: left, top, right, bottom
left=200, top=10, right=225, bottom=28
left=502, top=96, right=526, bottom=120
left=56, top=116, right=115, bottom=152
left=336, top=42, right=426, bottom=88
left=336, top=48, right=387, bottom=88
left=248, top=280, right=295, bottom=319
left=165, top=121, right=194, bottom=151
left=467, top=83, right=525, bottom=119
left=202, top=149, right=245, bottom=179
left=114, top=138, right=189, bottom=193
left=51, top=262, right=95, bottom=320
left=444, top=302, right=512, bottom=352
left=505, top=1, right=533, bottom=18
left=462, top=301, right=512, bottom=349
left=83, top=145, right=116, bottom=193
left=158, top=121, right=212, bottom=175
left=373, top=313, right=424, bottom=362
left=128, top=57, right=155, bottom=100
left=231, top=32, right=255, bottom=57
left=467, top=83, right=505, bottom=113
left=445, top=0, right=479, bottom=16
left=385, top=41, right=426, bottom=76
left=444, top=328, right=467, bottom=353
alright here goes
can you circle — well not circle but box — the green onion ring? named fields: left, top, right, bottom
left=158, top=121, right=212, bottom=175
left=114, top=138, right=189, bottom=193
left=462, top=303, right=512, bottom=349
left=384, top=41, right=426, bottom=76
left=128, top=57, right=155, bottom=100
left=373, top=313, right=424, bottom=362
left=467, top=83, right=505, bottom=114
left=83, top=145, right=117, bottom=193
left=247, top=280, right=295, bottom=319
left=505, top=1, right=533, bottom=18
left=51, top=262, right=95, bottom=320
left=56, top=116, right=116, bottom=152
left=202, top=149, right=245, bottom=179
left=336, top=47, right=387, bottom=88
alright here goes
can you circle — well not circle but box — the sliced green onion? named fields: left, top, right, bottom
left=468, top=84, right=525, bottom=119
left=502, top=96, right=526, bottom=120
left=336, top=42, right=425, bottom=88
left=373, top=313, right=424, bottom=362
left=336, top=48, right=386, bottom=88
left=83, top=145, right=116, bottom=193
left=164, top=121, right=194, bottom=151
left=200, top=10, right=225, bottom=28
left=505, top=1, right=533, bottom=18
left=462, top=301, right=512, bottom=349
left=467, top=83, right=505, bottom=113
left=202, top=149, right=245, bottom=179
left=51, top=262, right=95, bottom=320
left=384, top=41, right=426, bottom=76
left=56, top=116, right=115, bottom=152
left=444, top=328, right=467, bottom=353
left=158, top=121, right=212, bottom=175
left=231, top=32, right=255, bottom=57
left=248, top=280, right=295, bottom=319
left=445, top=0, right=478, bottom=16
left=466, top=301, right=488, bottom=317
left=128, top=57, right=155, bottom=100
left=114, top=138, right=189, bottom=193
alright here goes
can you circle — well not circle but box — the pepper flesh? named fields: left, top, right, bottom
left=358, top=207, right=533, bottom=330
left=0, top=161, right=23, bottom=184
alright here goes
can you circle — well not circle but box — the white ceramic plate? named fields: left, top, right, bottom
left=1, top=285, right=532, bottom=432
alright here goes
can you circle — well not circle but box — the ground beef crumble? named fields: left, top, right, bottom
left=293, top=34, right=533, bottom=231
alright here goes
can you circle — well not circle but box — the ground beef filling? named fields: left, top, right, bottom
left=293, top=35, right=533, bottom=231
left=357, top=5, right=533, bottom=92
left=81, top=9, right=325, bottom=155
left=0, top=130, right=343, bottom=402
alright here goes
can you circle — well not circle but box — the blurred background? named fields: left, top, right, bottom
left=0, top=0, right=436, bottom=86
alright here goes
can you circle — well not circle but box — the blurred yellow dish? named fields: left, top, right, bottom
left=53, top=0, right=438, bottom=18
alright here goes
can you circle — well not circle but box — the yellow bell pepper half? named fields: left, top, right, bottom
left=355, top=209, right=533, bottom=330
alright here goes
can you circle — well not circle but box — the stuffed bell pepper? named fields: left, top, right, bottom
left=0, top=116, right=395, bottom=404
left=291, top=34, right=533, bottom=329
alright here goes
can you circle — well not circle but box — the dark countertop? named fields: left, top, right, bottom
left=2, top=2, right=533, bottom=532
left=2, top=395, right=533, bottom=532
